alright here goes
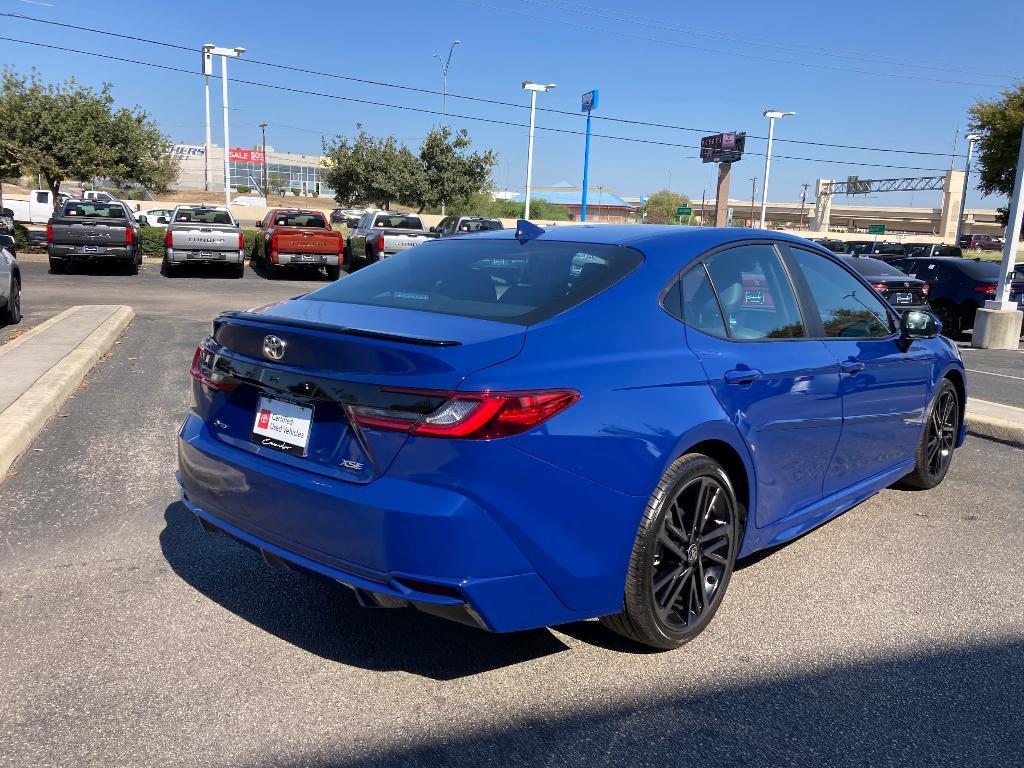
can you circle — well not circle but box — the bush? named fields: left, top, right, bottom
left=13, top=223, right=32, bottom=252
left=236, top=185, right=252, bottom=194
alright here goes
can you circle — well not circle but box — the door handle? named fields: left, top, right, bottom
left=840, top=360, right=866, bottom=374
left=723, top=368, right=763, bottom=385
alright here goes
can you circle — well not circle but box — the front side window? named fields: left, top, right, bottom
left=703, top=244, right=805, bottom=339
left=789, top=248, right=893, bottom=338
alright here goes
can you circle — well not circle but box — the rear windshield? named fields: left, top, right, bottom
left=174, top=208, right=234, bottom=225
left=875, top=243, right=906, bottom=255
left=458, top=219, right=503, bottom=233
left=846, top=242, right=871, bottom=255
left=273, top=212, right=327, bottom=228
left=845, top=257, right=906, bottom=277
left=62, top=202, right=125, bottom=219
left=935, top=245, right=962, bottom=257
left=306, top=239, right=643, bottom=325
left=373, top=214, right=422, bottom=230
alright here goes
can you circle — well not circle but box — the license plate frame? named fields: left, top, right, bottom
left=250, top=396, right=314, bottom=457
left=83, top=245, right=98, bottom=254
left=895, top=292, right=914, bottom=305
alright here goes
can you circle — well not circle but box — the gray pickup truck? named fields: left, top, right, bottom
left=46, top=199, right=141, bottom=275
left=346, top=211, right=436, bottom=269
left=163, top=205, right=245, bottom=278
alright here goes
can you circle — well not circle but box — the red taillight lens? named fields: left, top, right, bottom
left=45, top=223, right=53, bottom=243
left=920, top=283, right=929, bottom=295
left=377, top=233, right=385, bottom=254
left=351, top=389, right=580, bottom=440
left=189, top=342, right=238, bottom=392
left=238, top=232, right=245, bottom=251
left=871, top=282, right=888, bottom=293
left=974, top=284, right=997, bottom=294
left=165, top=228, right=173, bottom=248
left=270, top=233, right=278, bottom=263
left=125, top=226, right=134, bottom=246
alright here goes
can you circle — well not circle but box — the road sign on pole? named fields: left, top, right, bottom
left=868, top=224, right=886, bottom=234
left=676, top=206, right=692, bottom=216
left=580, top=90, right=599, bottom=223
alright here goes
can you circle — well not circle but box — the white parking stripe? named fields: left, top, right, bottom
left=965, top=368, right=1024, bottom=381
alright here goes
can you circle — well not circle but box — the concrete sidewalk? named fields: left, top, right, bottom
left=0, top=305, right=134, bottom=479
left=965, top=398, right=1024, bottom=449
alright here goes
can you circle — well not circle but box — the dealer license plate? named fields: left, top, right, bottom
left=83, top=245, right=98, bottom=253
left=895, top=292, right=913, bottom=305
left=250, top=396, right=313, bottom=457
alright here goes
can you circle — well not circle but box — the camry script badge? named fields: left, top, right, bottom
left=263, top=335, right=286, bottom=361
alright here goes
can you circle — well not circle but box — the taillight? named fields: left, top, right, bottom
left=125, top=226, right=134, bottom=246
left=165, top=228, right=173, bottom=248
left=238, top=232, right=245, bottom=251
left=351, top=389, right=580, bottom=440
left=920, top=283, right=929, bottom=295
left=974, top=284, right=997, bottom=294
left=871, top=282, right=888, bottom=293
left=189, top=342, right=238, bottom=392
left=377, top=233, right=385, bottom=254
left=46, top=223, right=53, bottom=243
left=270, top=233, right=278, bottom=263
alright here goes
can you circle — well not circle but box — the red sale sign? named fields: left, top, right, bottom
left=229, top=147, right=265, bottom=163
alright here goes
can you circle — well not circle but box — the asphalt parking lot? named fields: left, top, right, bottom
left=1, top=261, right=1023, bottom=767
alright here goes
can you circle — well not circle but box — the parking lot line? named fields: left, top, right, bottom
left=964, top=368, right=1024, bottom=381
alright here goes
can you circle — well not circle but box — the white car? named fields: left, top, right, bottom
left=136, top=208, right=175, bottom=227
left=0, top=233, right=22, bottom=326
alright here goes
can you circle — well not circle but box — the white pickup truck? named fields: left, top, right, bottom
left=163, top=205, right=245, bottom=278
left=346, top=211, right=437, bottom=269
left=4, top=190, right=69, bottom=224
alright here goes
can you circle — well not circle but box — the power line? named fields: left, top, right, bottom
left=0, top=35, right=954, bottom=173
left=1, top=11, right=969, bottom=158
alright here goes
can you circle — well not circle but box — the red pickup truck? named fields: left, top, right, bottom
left=254, top=209, right=345, bottom=280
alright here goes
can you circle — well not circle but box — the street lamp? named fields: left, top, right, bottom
left=954, top=133, right=981, bottom=247
left=205, top=44, right=246, bottom=208
left=759, top=109, right=795, bottom=229
left=432, top=40, right=461, bottom=128
left=259, top=121, right=269, bottom=199
left=522, top=81, right=556, bottom=221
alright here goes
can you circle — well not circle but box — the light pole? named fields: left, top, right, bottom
left=749, top=177, right=757, bottom=227
left=259, top=122, right=269, bottom=199
left=201, top=45, right=214, bottom=192
left=580, top=90, right=599, bottom=221
left=432, top=40, right=461, bottom=128
left=522, top=81, right=556, bottom=221
left=760, top=109, right=795, bottom=229
left=954, top=133, right=981, bottom=246
left=205, top=45, right=246, bottom=209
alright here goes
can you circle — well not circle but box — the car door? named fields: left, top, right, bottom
left=681, top=242, right=844, bottom=529
left=785, top=246, right=933, bottom=493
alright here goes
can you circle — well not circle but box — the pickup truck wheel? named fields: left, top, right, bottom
left=1, top=277, right=21, bottom=325
left=127, top=259, right=139, bottom=275
left=325, top=265, right=342, bottom=281
left=161, top=254, right=177, bottom=278
left=49, top=258, right=65, bottom=275
left=265, top=260, right=278, bottom=280
left=232, top=262, right=245, bottom=279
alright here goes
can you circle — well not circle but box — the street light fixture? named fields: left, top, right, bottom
left=759, top=109, right=795, bottom=229
left=204, top=44, right=246, bottom=208
left=432, top=40, right=461, bottom=128
left=522, top=81, right=556, bottom=221
left=954, top=133, right=982, bottom=247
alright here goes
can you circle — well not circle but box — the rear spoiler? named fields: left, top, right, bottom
left=217, top=310, right=462, bottom=347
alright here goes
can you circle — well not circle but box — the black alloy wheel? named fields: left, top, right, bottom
left=931, top=302, right=959, bottom=337
left=602, top=454, right=739, bottom=649
left=902, top=379, right=959, bottom=490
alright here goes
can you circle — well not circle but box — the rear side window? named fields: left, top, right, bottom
left=306, top=239, right=642, bottom=325
left=681, top=264, right=727, bottom=338
left=63, top=202, right=126, bottom=218
left=703, top=244, right=805, bottom=339
left=373, top=214, right=422, bottom=229
left=790, top=248, right=893, bottom=338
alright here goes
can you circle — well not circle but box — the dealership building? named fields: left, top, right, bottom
left=170, top=143, right=333, bottom=197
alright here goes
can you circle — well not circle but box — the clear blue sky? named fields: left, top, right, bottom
left=2, top=0, right=1022, bottom=208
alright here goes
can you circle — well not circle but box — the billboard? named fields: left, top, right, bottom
left=229, top=148, right=265, bottom=164
left=700, top=132, right=746, bottom=164
left=581, top=90, right=599, bottom=112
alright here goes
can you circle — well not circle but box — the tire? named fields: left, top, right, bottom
left=266, top=260, right=278, bottom=280
left=49, top=258, right=65, bottom=275
left=901, top=379, right=959, bottom=490
left=343, top=240, right=352, bottom=264
left=232, top=262, right=245, bottom=279
left=1, top=277, right=21, bottom=325
left=161, top=253, right=177, bottom=278
left=127, top=259, right=139, bottom=275
left=325, top=265, right=342, bottom=281
left=600, top=453, right=739, bottom=650
left=931, top=301, right=960, bottom=339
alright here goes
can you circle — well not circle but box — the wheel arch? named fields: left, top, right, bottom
left=941, top=365, right=967, bottom=440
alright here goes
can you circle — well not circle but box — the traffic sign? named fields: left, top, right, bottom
left=868, top=224, right=886, bottom=234
left=677, top=206, right=692, bottom=216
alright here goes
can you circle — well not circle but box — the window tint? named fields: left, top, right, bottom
left=661, top=279, right=682, bottom=320
left=875, top=243, right=906, bottom=255
left=846, top=242, right=871, bottom=255
left=844, top=257, right=906, bottom=277
left=681, top=264, right=727, bottom=338
left=175, top=208, right=234, bottom=225
left=373, top=214, right=422, bottom=230
left=935, top=246, right=962, bottom=257
left=273, top=212, right=327, bottom=228
left=307, top=239, right=642, bottom=325
left=703, top=244, right=805, bottom=339
left=62, top=202, right=126, bottom=218
left=790, top=248, right=893, bottom=338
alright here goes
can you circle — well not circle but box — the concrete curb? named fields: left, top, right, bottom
left=0, top=305, right=135, bottom=479
left=965, top=399, right=1024, bottom=449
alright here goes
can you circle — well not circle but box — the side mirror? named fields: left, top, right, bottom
left=898, top=309, right=939, bottom=350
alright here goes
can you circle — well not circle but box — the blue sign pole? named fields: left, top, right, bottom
left=580, top=90, right=598, bottom=222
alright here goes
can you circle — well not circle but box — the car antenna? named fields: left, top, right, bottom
left=516, top=219, right=545, bottom=240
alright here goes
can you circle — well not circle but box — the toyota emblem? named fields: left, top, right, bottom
left=263, top=335, right=286, bottom=361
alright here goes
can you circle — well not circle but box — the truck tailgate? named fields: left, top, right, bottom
left=274, top=228, right=342, bottom=254
left=50, top=220, right=128, bottom=247
left=169, top=226, right=239, bottom=252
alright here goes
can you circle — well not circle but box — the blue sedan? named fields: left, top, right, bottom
left=178, top=224, right=967, bottom=649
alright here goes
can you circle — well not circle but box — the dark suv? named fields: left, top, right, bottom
left=890, top=256, right=1024, bottom=336
left=904, top=243, right=962, bottom=258
left=959, top=234, right=1003, bottom=252
left=845, top=241, right=906, bottom=259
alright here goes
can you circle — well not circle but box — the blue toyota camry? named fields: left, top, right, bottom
left=178, top=224, right=967, bottom=649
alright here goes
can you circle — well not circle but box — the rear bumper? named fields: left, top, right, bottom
left=168, top=248, right=244, bottom=265
left=176, top=414, right=636, bottom=632
left=275, top=253, right=341, bottom=267
left=48, top=244, right=133, bottom=260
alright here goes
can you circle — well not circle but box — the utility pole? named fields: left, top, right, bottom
left=259, top=122, right=268, bottom=199
left=700, top=189, right=706, bottom=227
left=749, top=177, right=757, bottom=227
left=433, top=40, right=460, bottom=216
left=954, top=134, right=981, bottom=246
left=760, top=109, right=795, bottom=229
left=521, top=81, right=556, bottom=220
left=202, top=45, right=213, bottom=193
left=799, top=182, right=810, bottom=229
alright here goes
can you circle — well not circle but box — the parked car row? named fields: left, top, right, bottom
left=811, top=238, right=964, bottom=261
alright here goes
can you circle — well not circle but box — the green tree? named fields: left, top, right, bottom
left=416, top=127, right=497, bottom=213
left=322, top=125, right=425, bottom=210
left=968, top=84, right=1024, bottom=226
left=0, top=68, right=178, bottom=210
left=640, top=189, right=693, bottom=225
